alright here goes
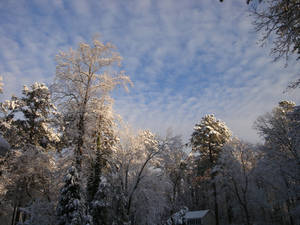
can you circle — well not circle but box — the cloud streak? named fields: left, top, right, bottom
left=0, top=0, right=299, bottom=143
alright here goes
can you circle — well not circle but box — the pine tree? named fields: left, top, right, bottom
left=0, top=82, right=59, bottom=149
left=56, top=166, right=86, bottom=225
left=90, top=180, right=110, bottom=225
left=20, top=83, right=59, bottom=147
left=85, top=100, right=118, bottom=224
left=191, top=114, right=231, bottom=169
left=87, top=134, right=114, bottom=225
left=190, top=114, right=231, bottom=225
left=111, top=185, right=128, bottom=225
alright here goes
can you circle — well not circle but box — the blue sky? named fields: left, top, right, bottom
left=0, top=0, right=299, bottom=143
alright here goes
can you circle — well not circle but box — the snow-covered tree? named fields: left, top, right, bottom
left=287, top=105, right=300, bottom=155
left=19, top=200, right=56, bottom=225
left=156, top=133, right=188, bottom=215
left=0, top=82, right=59, bottom=149
left=191, top=114, right=232, bottom=167
left=132, top=171, right=170, bottom=225
left=251, top=0, right=300, bottom=62
left=1, top=145, right=56, bottom=225
left=89, top=178, right=111, bottom=225
left=86, top=137, right=113, bottom=225
left=112, top=128, right=161, bottom=224
left=56, top=166, right=88, bottom=225
left=86, top=101, right=118, bottom=202
left=52, top=38, right=131, bottom=169
left=255, top=101, right=295, bottom=150
left=254, top=101, right=300, bottom=225
left=190, top=114, right=231, bottom=225
left=85, top=95, right=118, bottom=154
left=110, top=184, right=128, bottom=225
left=255, top=101, right=299, bottom=179
left=124, top=130, right=159, bottom=218
left=219, top=139, right=260, bottom=225
left=165, top=207, right=188, bottom=225
left=86, top=137, right=103, bottom=204
left=85, top=102, right=120, bottom=225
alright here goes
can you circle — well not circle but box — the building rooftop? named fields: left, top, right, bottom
left=184, top=210, right=209, bottom=219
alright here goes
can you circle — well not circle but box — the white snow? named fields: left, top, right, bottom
left=184, top=210, right=209, bottom=219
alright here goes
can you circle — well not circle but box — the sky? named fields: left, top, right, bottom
left=0, top=0, right=299, bottom=143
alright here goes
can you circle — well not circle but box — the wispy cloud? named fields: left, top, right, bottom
left=0, top=0, right=299, bottom=143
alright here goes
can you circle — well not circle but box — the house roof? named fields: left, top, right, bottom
left=184, top=210, right=209, bottom=219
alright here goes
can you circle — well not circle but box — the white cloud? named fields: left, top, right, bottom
left=0, top=0, right=299, bottom=143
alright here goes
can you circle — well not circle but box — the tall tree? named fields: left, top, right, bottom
left=220, top=139, right=260, bottom=225
left=52, top=38, right=131, bottom=169
left=254, top=101, right=299, bottom=164
left=220, top=0, right=299, bottom=61
left=2, top=145, right=56, bottom=225
left=84, top=96, right=119, bottom=225
left=0, top=83, right=59, bottom=150
left=90, top=181, right=111, bottom=225
left=0, top=83, right=59, bottom=225
left=112, top=128, right=161, bottom=224
left=156, top=133, right=188, bottom=214
left=87, top=136, right=114, bottom=225
left=190, top=114, right=231, bottom=225
left=86, top=102, right=117, bottom=204
left=56, top=166, right=88, bottom=225
left=251, top=0, right=300, bottom=89
left=220, top=0, right=300, bottom=89
left=254, top=101, right=300, bottom=225
left=251, top=0, right=300, bottom=62
left=18, top=200, right=56, bottom=225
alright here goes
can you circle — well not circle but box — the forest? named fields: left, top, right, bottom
left=0, top=0, right=299, bottom=225
left=0, top=37, right=298, bottom=225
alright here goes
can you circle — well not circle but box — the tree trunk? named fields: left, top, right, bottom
left=212, top=181, right=219, bottom=225
left=14, top=207, right=21, bottom=225
left=286, top=200, right=294, bottom=225
left=208, top=139, right=219, bottom=225
left=242, top=203, right=251, bottom=225
left=75, top=74, right=92, bottom=170
left=76, top=113, right=85, bottom=170
left=11, top=204, right=17, bottom=225
left=226, top=194, right=233, bottom=225
left=126, top=153, right=155, bottom=216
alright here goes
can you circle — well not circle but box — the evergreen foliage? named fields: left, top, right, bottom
left=56, top=166, right=86, bottom=225
left=0, top=83, right=59, bottom=149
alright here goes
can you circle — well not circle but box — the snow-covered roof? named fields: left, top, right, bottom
left=184, top=210, right=209, bottom=219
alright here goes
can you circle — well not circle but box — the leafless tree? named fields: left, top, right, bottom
left=52, top=38, right=132, bottom=169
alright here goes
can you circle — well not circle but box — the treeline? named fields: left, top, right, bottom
left=0, top=39, right=299, bottom=225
